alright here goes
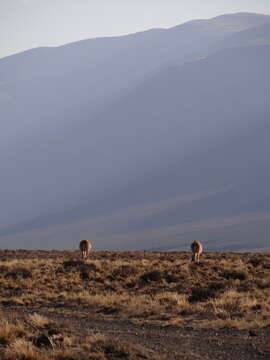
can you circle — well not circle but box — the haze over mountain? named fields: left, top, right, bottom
left=1, top=12, right=270, bottom=251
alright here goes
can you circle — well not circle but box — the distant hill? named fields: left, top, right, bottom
left=0, top=13, right=270, bottom=250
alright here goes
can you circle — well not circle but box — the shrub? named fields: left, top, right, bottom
left=188, top=282, right=227, bottom=303
left=82, top=263, right=101, bottom=273
left=5, top=267, right=32, bottom=279
left=248, top=257, right=261, bottom=267
left=165, top=273, right=180, bottom=283
left=221, top=270, right=247, bottom=281
left=62, top=260, right=82, bottom=268
left=80, top=271, right=90, bottom=281
left=112, top=265, right=137, bottom=278
left=140, top=270, right=162, bottom=283
left=189, top=287, right=215, bottom=303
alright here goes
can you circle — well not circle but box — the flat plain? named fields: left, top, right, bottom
left=0, top=250, right=270, bottom=359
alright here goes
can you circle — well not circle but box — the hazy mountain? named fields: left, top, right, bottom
left=0, top=13, right=270, bottom=250
left=214, top=22, right=270, bottom=51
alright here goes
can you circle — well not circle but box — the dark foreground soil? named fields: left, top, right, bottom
left=3, top=306, right=270, bottom=360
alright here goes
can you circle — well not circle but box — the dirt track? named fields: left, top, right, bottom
left=8, top=307, right=270, bottom=360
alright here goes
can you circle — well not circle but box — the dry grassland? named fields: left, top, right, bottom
left=0, top=250, right=270, bottom=359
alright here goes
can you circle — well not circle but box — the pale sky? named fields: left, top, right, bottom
left=1, top=0, right=270, bottom=59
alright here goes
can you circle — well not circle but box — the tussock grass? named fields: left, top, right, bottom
left=0, top=320, right=25, bottom=345
left=28, top=313, right=51, bottom=329
left=0, top=315, right=164, bottom=360
left=5, top=339, right=40, bottom=360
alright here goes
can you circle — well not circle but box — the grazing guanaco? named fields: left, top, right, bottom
left=191, top=240, right=203, bottom=262
left=79, top=240, right=92, bottom=261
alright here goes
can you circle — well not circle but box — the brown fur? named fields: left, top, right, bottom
left=79, top=240, right=92, bottom=261
left=191, top=240, right=203, bottom=262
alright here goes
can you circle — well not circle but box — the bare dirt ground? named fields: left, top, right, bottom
left=0, top=250, right=270, bottom=359
left=2, top=306, right=270, bottom=360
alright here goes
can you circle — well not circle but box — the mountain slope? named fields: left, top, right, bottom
left=2, top=14, right=250, bottom=225
left=214, top=22, right=270, bottom=51
left=1, top=41, right=270, bottom=250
